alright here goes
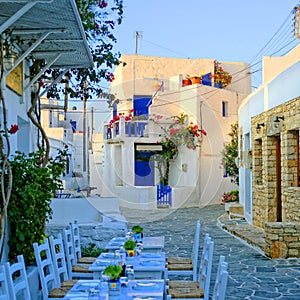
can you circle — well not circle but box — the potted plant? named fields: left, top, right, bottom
left=211, top=60, right=232, bottom=88
left=189, top=75, right=202, bottom=85
left=123, top=240, right=136, bottom=259
left=221, top=190, right=239, bottom=211
left=182, top=76, right=192, bottom=87
left=103, top=265, right=123, bottom=296
left=132, top=225, right=143, bottom=242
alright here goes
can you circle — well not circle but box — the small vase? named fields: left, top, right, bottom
left=133, top=233, right=143, bottom=242
left=214, top=82, right=223, bottom=89
left=126, top=249, right=135, bottom=262
left=108, top=279, right=121, bottom=296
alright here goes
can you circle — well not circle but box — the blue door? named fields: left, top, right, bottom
left=135, top=150, right=155, bottom=186
left=133, top=96, right=152, bottom=117
left=133, top=98, right=153, bottom=186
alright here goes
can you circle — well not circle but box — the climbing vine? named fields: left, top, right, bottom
left=221, top=121, right=239, bottom=185
left=151, top=113, right=206, bottom=185
left=6, top=148, right=69, bottom=263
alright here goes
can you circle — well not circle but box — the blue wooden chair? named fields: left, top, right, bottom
left=4, top=254, right=31, bottom=300
left=167, top=220, right=201, bottom=281
left=0, top=264, right=11, bottom=300
left=166, top=234, right=214, bottom=300
left=33, top=239, right=70, bottom=299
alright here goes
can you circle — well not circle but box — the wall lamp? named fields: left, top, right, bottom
left=274, top=116, right=284, bottom=128
left=3, top=53, right=16, bottom=71
left=256, top=122, right=265, bottom=133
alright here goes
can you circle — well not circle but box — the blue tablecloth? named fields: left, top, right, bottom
left=63, top=279, right=165, bottom=300
left=89, top=252, right=166, bottom=280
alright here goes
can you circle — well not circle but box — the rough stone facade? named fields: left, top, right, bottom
left=265, top=222, right=300, bottom=258
left=252, top=96, right=300, bottom=257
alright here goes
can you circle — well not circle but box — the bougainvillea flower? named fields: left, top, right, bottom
left=98, top=0, right=107, bottom=8
left=8, top=124, right=19, bottom=134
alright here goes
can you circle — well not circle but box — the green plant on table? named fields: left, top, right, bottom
left=132, top=225, right=143, bottom=234
left=103, top=265, right=123, bottom=281
left=123, top=240, right=136, bottom=250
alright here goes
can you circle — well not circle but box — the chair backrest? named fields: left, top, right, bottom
left=4, top=254, right=31, bottom=300
left=62, top=226, right=77, bottom=278
left=33, top=239, right=58, bottom=300
left=49, top=234, right=69, bottom=286
left=199, top=233, right=210, bottom=272
left=198, top=235, right=214, bottom=300
left=70, top=220, right=82, bottom=260
left=0, top=264, right=10, bottom=299
left=214, top=255, right=226, bottom=289
left=191, top=220, right=201, bottom=280
left=212, top=256, right=228, bottom=300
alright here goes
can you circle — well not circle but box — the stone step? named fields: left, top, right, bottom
left=229, top=204, right=245, bottom=220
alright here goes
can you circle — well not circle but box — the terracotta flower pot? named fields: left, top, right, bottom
left=182, top=79, right=191, bottom=86
left=190, top=76, right=202, bottom=85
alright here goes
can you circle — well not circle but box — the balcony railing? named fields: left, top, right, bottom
left=104, top=117, right=172, bottom=141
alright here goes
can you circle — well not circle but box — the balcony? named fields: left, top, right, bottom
left=103, top=117, right=171, bottom=142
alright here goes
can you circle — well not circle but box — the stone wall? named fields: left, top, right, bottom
left=265, top=222, right=300, bottom=258
left=251, top=97, right=300, bottom=257
left=252, top=96, right=300, bottom=229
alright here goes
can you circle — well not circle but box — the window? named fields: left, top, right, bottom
left=222, top=101, right=228, bottom=117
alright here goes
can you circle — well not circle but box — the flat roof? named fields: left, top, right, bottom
left=0, top=0, right=93, bottom=68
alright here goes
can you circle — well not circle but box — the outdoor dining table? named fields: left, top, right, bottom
left=89, top=251, right=166, bottom=280
left=63, top=279, right=165, bottom=300
left=105, top=236, right=165, bottom=252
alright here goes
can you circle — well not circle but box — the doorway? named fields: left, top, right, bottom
left=275, top=136, right=282, bottom=222
left=134, top=144, right=162, bottom=186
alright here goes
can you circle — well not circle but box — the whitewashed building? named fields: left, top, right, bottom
left=101, top=55, right=251, bottom=209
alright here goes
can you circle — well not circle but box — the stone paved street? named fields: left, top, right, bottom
left=122, top=204, right=300, bottom=300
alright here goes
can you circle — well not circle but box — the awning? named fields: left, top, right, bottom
left=0, top=0, right=93, bottom=69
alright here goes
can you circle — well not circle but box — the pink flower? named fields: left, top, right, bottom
left=200, top=129, right=207, bottom=136
left=107, top=72, right=115, bottom=82
left=98, top=0, right=107, bottom=8
left=8, top=124, right=18, bottom=134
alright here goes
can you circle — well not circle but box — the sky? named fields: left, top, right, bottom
left=112, top=0, right=300, bottom=87
left=73, top=0, right=300, bottom=119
